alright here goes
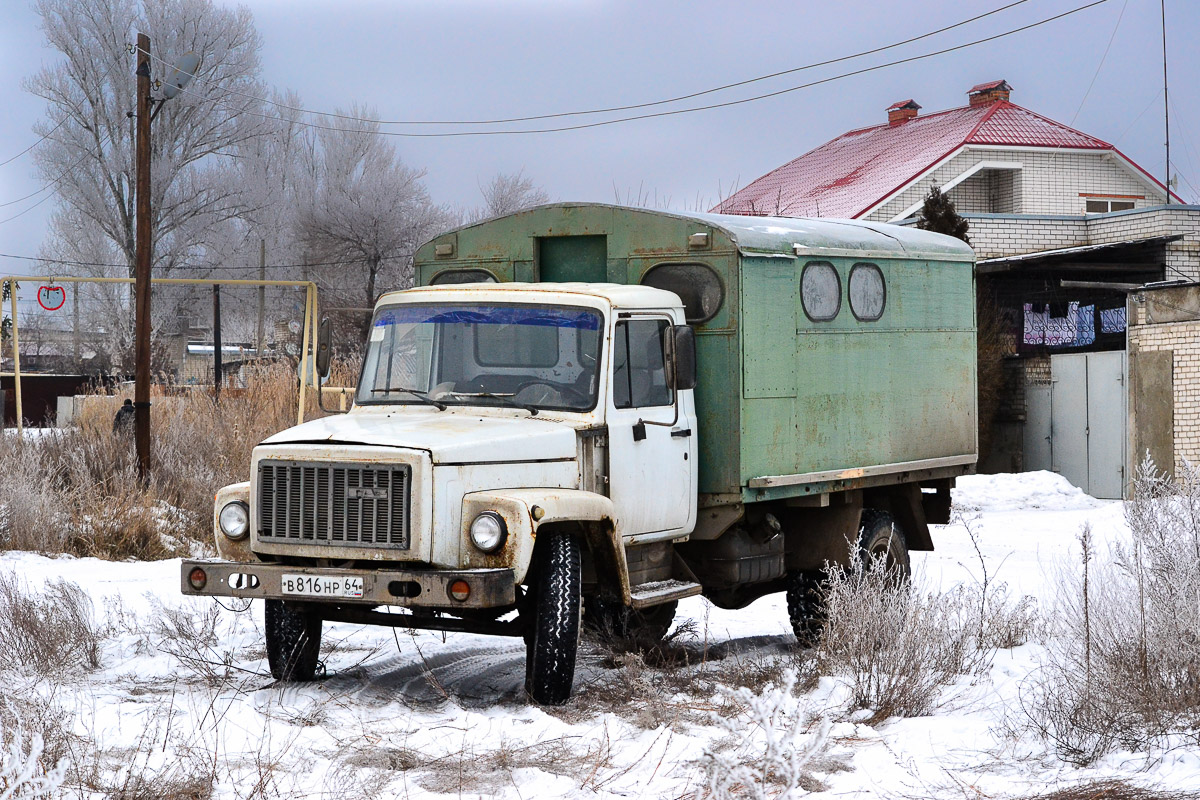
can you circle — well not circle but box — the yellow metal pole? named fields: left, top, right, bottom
left=10, top=279, right=22, bottom=435
left=298, top=283, right=313, bottom=425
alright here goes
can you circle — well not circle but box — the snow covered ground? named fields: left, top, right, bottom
left=2, top=471, right=1198, bottom=798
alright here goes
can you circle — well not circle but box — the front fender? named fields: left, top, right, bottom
left=461, top=489, right=628, bottom=599
left=212, top=482, right=253, bottom=561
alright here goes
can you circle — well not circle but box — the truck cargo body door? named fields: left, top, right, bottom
left=606, top=315, right=697, bottom=540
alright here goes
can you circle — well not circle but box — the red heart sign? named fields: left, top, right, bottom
left=37, top=285, right=66, bottom=311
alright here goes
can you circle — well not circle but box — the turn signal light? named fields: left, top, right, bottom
left=448, top=580, right=470, bottom=602
left=188, top=567, right=208, bottom=590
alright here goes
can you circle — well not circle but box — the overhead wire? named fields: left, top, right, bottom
left=176, top=0, right=1110, bottom=139
left=1070, top=0, right=1128, bottom=125
left=0, top=51, right=133, bottom=170
left=143, top=0, right=1036, bottom=127
left=0, top=250, right=404, bottom=271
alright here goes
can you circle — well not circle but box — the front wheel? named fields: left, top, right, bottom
left=523, top=531, right=581, bottom=705
left=265, top=600, right=322, bottom=681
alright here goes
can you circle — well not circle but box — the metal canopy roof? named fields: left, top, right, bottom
left=976, top=235, right=1182, bottom=274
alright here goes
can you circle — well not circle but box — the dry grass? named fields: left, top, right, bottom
left=0, top=362, right=337, bottom=558
left=0, top=572, right=102, bottom=675
left=1021, top=780, right=1200, bottom=800
left=1021, top=459, right=1200, bottom=764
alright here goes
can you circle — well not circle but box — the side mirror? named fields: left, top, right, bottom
left=671, top=325, right=697, bottom=391
left=315, top=317, right=332, bottom=379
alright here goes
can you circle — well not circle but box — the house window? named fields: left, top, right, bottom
left=1084, top=198, right=1136, bottom=214
left=800, top=261, right=840, bottom=322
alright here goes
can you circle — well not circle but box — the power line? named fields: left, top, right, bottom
left=0, top=130, right=119, bottom=210
left=1070, top=0, right=1128, bottom=125
left=146, top=0, right=1035, bottom=128
left=0, top=52, right=131, bottom=170
left=183, top=0, right=1110, bottom=140
left=0, top=250, right=405, bottom=271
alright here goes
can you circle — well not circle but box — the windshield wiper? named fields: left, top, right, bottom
left=368, top=386, right=446, bottom=410
left=447, top=391, right=538, bottom=416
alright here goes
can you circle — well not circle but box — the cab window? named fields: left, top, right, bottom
left=613, top=318, right=673, bottom=408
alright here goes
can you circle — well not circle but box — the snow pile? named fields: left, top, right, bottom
left=953, top=470, right=1108, bottom=513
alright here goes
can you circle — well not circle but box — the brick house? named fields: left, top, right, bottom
left=716, top=81, right=1199, bottom=497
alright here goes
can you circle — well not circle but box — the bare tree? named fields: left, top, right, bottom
left=296, top=106, right=450, bottom=320
left=472, top=169, right=549, bottom=221
left=26, top=0, right=268, bottom=279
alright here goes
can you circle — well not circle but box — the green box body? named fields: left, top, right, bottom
left=414, top=203, right=977, bottom=505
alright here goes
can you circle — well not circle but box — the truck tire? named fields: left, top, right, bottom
left=265, top=599, right=322, bottom=681
left=786, top=570, right=826, bottom=647
left=858, top=509, right=911, bottom=580
left=584, top=597, right=677, bottom=646
left=524, top=531, right=581, bottom=705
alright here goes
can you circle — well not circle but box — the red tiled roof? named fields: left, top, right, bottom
left=713, top=101, right=1117, bottom=219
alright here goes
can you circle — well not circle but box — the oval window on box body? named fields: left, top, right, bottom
left=848, top=263, right=886, bottom=321
left=640, top=262, right=724, bottom=324
left=431, top=269, right=498, bottom=285
left=800, top=261, right=840, bottom=322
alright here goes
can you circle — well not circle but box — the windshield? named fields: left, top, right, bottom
left=357, top=302, right=603, bottom=412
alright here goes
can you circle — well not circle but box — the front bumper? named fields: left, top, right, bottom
left=180, top=560, right=515, bottom=609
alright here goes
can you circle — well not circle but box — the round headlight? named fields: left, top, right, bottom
left=469, top=511, right=507, bottom=553
left=219, top=501, right=250, bottom=540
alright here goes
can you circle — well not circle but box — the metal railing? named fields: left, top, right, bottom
left=2, top=275, right=320, bottom=434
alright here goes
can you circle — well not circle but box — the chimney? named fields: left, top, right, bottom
left=887, top=99, right=921, bottom=126
left=968, top=79, right=1012, bottom=107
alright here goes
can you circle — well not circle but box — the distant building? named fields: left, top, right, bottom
left=715, top=81, right=1200, bottom=497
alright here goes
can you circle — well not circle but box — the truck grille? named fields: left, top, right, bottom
left=257, top=461, right=410, bottom=549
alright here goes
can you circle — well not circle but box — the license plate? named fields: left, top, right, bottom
left=280, top=574, right=364, bottom=599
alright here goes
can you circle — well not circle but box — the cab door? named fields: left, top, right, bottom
left=605, top=314, right=697, bottom=540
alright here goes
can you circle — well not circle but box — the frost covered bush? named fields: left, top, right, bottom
left=699, top=670, right=831, bottom=800
left=0, top=362, right=337, bottom=557
left=0, top=707, right=67, bottom=800
left=1024, top=459, right=1200, bottom=764
left=0, top=573, right=102, bottom=674
left=816, top=545, right=996, bottom=723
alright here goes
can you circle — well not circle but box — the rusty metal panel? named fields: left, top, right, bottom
left=742, top=256, right=975, bottom=486
left=742, top=257, right=798, bottom=399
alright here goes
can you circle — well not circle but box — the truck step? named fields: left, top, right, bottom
left=629, top=579, right=703, bottom=609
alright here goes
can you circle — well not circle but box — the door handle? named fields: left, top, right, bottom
left=671, top=428, right=692, bottom=438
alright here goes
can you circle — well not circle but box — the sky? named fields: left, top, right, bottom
left=1, top=0, right=1198, bottom=291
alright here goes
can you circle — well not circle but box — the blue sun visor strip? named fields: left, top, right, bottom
left=375, top=304, right=601, bottom=330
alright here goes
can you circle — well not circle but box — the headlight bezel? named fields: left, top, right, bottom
left=468, top=511, right=508, bottom=553
left=218, top=501, right=250, bottom=541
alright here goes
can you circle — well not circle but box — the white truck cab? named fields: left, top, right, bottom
left=184, top=282, right=700, bottom=704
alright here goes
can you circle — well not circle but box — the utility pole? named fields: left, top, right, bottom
left=72, top=282, right=80, bottom=368
left=212, top=284, right=222, bottom=402
left=256, top=239, right=265, bottom=357
left=1162, top=0, right=1171, bottom=203
left=134, top=32, right=153, bottom=482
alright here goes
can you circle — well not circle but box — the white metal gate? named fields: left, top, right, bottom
left=1025, top=351, right=1126, bottom=499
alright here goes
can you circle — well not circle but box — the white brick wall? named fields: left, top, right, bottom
left=868, top=146, right=1165, bottom=222
left=1129, top=313, right=1200, bottom=475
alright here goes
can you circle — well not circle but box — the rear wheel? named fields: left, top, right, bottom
left=785, top=509, right=911, bottom=645
left=265, top=600, right=322, bottom=681
left=523, top=531, right=581, bottom=705
left=857, top=509, right=910, bottom=580
left=584, top=597, right=677, bottom=647
left=786, top=570, right=826, bottom=646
